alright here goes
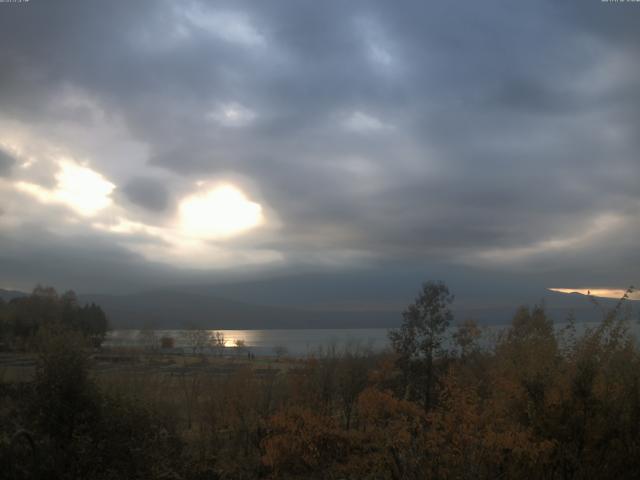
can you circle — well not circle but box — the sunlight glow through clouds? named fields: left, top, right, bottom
left=13, top=161, right=269, bottom=267
left=82, top=187, right=275, bottom=272
left=15, top=160, right=115, bottom=216
left=178, top=184, right=263, bottom=239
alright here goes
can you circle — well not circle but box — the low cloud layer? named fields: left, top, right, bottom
left=0, top=0, right=638, bottom=294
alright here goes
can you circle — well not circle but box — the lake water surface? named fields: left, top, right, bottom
left=105, top=328, right=390, bottom=356
left=105, top=321, right=633, bottom=356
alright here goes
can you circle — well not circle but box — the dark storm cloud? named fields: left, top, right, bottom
left=0, top=0, right=638, bottom=293
left=0, top=148, right=16, bottom=176
left=121, top=177, right=170, bottom=212
left=0, top=224, right=176, bottom=293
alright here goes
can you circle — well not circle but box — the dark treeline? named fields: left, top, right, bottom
left=1, top=282, right=639, bottom=479
left=0, top=285, right=108, bottom=350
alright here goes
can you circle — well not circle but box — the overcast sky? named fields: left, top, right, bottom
left=0, top=0, right=638, bottom=297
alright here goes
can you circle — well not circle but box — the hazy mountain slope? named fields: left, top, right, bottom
left=80, top=287, right=637, bottom=330
left=4, top=284, right=636, bottom=330
left=0, top=288, right=27, bottom=302
left=80, top=290, right=398, bottom=329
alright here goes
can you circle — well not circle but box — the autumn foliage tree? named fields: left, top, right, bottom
left=388, top=281, right=454, bottom=411
left=0, top=285, right=108, bottom=350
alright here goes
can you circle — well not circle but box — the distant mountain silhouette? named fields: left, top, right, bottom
left=80, top=290, right=398, bottom=329
left=3, top=285, right=636, bottom=330
left=0, top=288, right=27, bottom=302
left=80, top=286, right=637, bottom=330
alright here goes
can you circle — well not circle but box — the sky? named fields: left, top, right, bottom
left=0, top=0, right=638, bottom=299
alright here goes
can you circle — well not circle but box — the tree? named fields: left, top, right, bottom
left=0, top=298, right=8, bottom=347
left=160, top=335, right=175, bottom=349
left=262, top=406, right=349, bottom=477
left=80, top=302, right=108, bottom=348
left=212, top=330, right=226, bottom=356
left=273, top=345, right=288, bottom=360
left=31, top=325, right=97, bottom=444
left=453, top=318, right=482, bottom=359
left=336, top=343, right=370, bottom=429
left=389, top=281, right=454, bottom=411
left=60, top=290, right=79, bottom=330
left=26, top=324, right=184, bottom=478
left=184, top=329, right=212, bottom=357
left=495, top=305, right=558, bottom=410
left=138, top=324, right=159, bottom=351
left=2, top=286, right=109, bottom=350
left=235, top=338, right=246, bottom=356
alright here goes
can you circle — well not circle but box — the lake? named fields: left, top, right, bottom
left=104, top=321, right=632, bottom=356
left=105, top=328, right=392, bottom=356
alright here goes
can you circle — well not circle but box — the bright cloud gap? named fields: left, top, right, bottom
left=15, top=160, right=115, bottom=216
left=178, top=184, right=263, bottom=239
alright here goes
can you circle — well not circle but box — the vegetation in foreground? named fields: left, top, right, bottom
left=1, top=283, right=639, bottom=479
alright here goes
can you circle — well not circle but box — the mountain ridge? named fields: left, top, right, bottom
left=1, top=286, right=636, bottom=330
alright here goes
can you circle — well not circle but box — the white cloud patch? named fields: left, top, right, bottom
left=183, top=7, right=265, bottom=47
left=368, top=43, right=393, bottom=67
left=356, top=17, right=399, bottom=73
left=342, top=111, right=393, bottom=133
left=208, top=103, right=257, bottom=127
